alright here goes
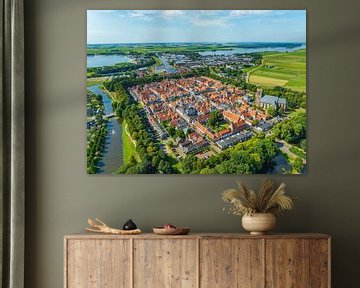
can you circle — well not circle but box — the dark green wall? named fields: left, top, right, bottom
left=25, top=0, right=360, bottom=287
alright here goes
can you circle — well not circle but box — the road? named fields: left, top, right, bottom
left=276, top=139, right=306, bottom=164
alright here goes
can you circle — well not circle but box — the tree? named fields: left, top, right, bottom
left=252, top=119, right=259, bottom=126
left=300, top=139, right=307, bottom=151
left=257, top=132, right=265, bottom=139
left=158, top=160, right=173, bottom=174
left=86, top=91, right=109, bottom=174
left=129, top=155, right=137, bottom=166
left=273, top=111, right=306, bottom=144
left=175, top=129, right=185, bottom=139
left=166, top=126, right=176, bottom=137
left=294, top=123, right=303, bottom=136
left=208, top=110, right=223, bottom=129
left=293, top=157, right=304, bottom=173
left=267, top=106, right=276, bottom=117
left=200, top=167, right=217, bottom=174
left=181, top=155, right=198, bottom=174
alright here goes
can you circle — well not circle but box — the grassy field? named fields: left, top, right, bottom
left=87, top=77, right=109, bottom=87
left=248, top=49, right=306, bottom=92
left=122, top=121, right=140, bottom=165
left=249, top=75, right=288, bottom=87
left=87, top=44, right=233, bottom=55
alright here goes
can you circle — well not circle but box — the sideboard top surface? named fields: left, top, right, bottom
left=64, top=232, right=330, bottom=240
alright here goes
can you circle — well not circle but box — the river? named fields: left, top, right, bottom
left=88, top=84, right=124, bottom=174
left=199, top=44, right=306, bottom=56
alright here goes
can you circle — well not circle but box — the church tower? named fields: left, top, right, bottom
left=255, top=88, right=263, bottom=107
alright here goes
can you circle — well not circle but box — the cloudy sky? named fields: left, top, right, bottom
left=87, top=10, right=306, bottom=44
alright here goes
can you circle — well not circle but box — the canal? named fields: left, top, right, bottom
left=88, top=84, right=124, bottom=174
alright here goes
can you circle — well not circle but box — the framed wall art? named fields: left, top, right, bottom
left=86, top=10, right=306, bottom=175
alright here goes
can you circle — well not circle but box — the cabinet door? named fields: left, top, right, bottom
left=66, top=239, right=131, bottom=288
left=134, top=239, right=198, bottom=288
left=265, top=239, right=310, bottom=288
left=309, top=239, right=330, bottom=288
left=200, top=239, right=264, bottom=288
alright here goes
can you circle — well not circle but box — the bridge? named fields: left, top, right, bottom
left=104, top=113, right=115, bottom=118
left=87, top=113, right=116, bottom=123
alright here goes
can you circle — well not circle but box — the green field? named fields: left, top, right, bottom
left=249, top=49, right=306, bottom=92
left=87, top=44, right=233, bottom=55
left=87, top=77, right=110, bottom=87
left=122, top=121, right=140, bottom=165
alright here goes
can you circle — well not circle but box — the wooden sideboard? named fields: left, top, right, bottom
left=64, top=233, right=330, bottom=288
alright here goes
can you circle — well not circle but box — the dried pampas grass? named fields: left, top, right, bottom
left=222, top=179, right=294, bottom=216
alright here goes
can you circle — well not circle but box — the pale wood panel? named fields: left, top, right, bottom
left=133, top=239, right=198, bottom=288
left=265, top=239, right=310, bottom=288
left=66, top=239, right=131, bottom=288
left=310, top=239, right=330, bottom=288
left=200, top=239, right=264, bottom=288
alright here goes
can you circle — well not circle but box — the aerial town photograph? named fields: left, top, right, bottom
left=86, top=10, right=307, bottom=174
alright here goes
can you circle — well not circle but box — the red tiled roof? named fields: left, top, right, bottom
left=223, top=110, right=241, bottom=123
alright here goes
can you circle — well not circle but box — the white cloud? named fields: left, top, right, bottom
left=190, top=17, right=227, bottom=27
left=198, top=10, right=223, bottom=15
left=128, top=10, right=160, bottom=21
left=125, top=10, right=275, bottom=25
left=130, top=11, right=145, bottom=17
left=189, top=11, right=229, bottom=27
left=160, top=10, right=184, bottom=19
left=230, top=10, right=273, bottom=17
left=189, top=10, right=273, bottom=27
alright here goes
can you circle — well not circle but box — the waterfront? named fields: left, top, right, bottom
left=87, top=84, right=123, bottom=173
left=199, top=44, right=306, bottom=56
left=87, top=44, right=306, bottom=68
left=87, top=54, right=130, bottom=68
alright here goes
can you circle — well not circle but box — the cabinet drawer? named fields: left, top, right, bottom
left=134, top=239, right=198, bottom=288
left=65, top=239, right=131, bottom=288
left=200, top=239, right=264, bottom=288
